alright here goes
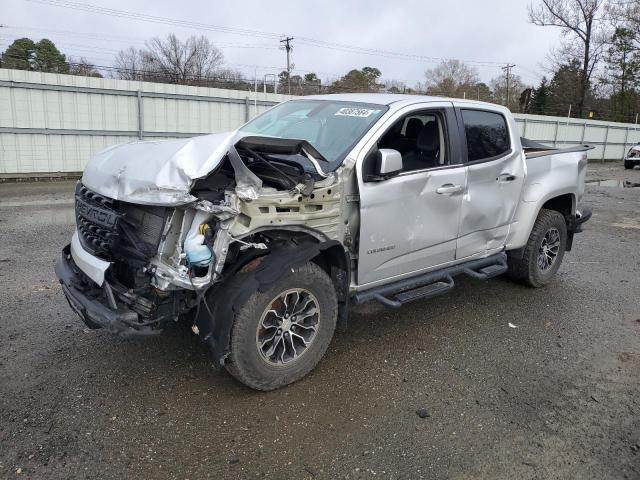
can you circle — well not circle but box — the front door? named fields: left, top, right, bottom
left=357, top=105, right=466, bottom=287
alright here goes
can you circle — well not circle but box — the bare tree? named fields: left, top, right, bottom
left=607, top=0, right=640, bottom=38
left=114, top=46, right=151, bottom=80
left=145, top=34, right=223, bottom=84
left=68, top=57, right=102, bottom=77
left=490, top=73, right=527, bottom=111
left=528, top=0, right=609, bottom=117
left=114, top=35, right=224, bottom=84
left=424, top=60, right=480, bottom=97
left=382, top=79, right=407, bottom=93
left=211, top=67, right=251, bottom=89
left=190, top=35, right=225, bottom=81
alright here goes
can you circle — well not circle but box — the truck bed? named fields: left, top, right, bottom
left=521, top=138, right=593, bottom=159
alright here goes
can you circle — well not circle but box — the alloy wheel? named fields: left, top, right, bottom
left=256, top=288, right=320, bottom=366
left=537, top=227, right=561, bottom=271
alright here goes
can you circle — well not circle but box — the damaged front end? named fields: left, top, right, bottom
left=55, top=134, right=351, bottom=360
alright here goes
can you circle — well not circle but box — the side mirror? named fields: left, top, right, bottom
left=377, top=149, right=403, bottom=177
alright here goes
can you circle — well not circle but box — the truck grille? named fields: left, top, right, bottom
left=75, top=183, right=170, bottom=265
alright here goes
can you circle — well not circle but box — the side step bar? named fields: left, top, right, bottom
left=352, top=252, right=507, bottom=308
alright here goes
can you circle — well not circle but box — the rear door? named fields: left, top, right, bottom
left=356, top=103, right=467, bottom=287
left=455, top=107, right=525, bottom=259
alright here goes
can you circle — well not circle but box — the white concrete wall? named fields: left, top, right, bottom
left=0, top=69, right=291, bottom=175
left=1, top=69, right=638, bottom=175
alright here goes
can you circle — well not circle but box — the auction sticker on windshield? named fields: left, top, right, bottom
left=334, top=107, right=380, bottom=117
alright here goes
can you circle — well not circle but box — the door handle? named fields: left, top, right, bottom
left=497, top=173, right=516, bottom=182
left=435, top=184, right=463, bottom=195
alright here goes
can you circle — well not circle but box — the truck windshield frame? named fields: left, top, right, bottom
left=240, top=100, right=389, bottom=171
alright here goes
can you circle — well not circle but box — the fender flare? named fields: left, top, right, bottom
left=508, top=191, right=577, bottom=259
left=194, top=239, right=344, bottom=366
left=508, top=190, right=576, bottom=255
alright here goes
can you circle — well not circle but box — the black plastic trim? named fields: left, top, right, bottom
left=569, top=207, right=592, bottom=233
left=353, top=252, right=507, bottom=308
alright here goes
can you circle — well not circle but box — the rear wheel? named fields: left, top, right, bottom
left=624, top=160, right=635, bottom=170
left=225, top=262, right=338, bottom=391
left=508, top=209, right=567, bottom=288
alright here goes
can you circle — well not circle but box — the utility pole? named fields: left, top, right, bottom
left=501, top=64, right=516, bottom=108
left=280, top=36, right=294, bottom=95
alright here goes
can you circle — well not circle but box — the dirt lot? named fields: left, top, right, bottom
left=1, top=163, right=639, bottom=480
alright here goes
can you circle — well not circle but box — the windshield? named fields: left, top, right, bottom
left=239, top=100, right=388, bottom=170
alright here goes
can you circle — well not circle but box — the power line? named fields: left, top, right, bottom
left=24, top=0, right=511, bottom=68
left=25, top=0, right=284, bottom=40
left=0, top=32, right=280, bottom=55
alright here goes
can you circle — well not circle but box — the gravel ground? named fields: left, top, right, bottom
left=0, top=163, right=639, bottom=479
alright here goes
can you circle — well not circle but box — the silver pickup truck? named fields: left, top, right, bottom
left=55, top=94, right=592, bottom=390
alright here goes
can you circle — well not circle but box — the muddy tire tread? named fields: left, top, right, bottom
left=508, top=208, right=567, bottom=288
left=225, top=262, right=337, bottom=391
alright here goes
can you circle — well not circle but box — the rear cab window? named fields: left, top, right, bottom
left=461, top=109, right=511, bottom=162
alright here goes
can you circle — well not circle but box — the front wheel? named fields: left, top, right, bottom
left=507, top=209, right=568, bottom=288
left=225, top=262, right=338, bottom=391
left=624, top=160, right=635, bottom=170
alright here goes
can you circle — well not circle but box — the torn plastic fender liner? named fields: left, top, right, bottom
left=194, top=239, right=342, bottom=366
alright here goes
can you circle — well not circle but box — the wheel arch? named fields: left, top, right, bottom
left=508, top=191, right=576, bottom=258
left=194, top=226, right=350, bottom=366
left=540, top=193, right=576, bottom=223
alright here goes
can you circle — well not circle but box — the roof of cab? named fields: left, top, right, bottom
left=298, top=93, right=510, bottom=113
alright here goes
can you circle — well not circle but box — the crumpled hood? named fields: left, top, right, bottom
left=82, top=131, right=245, bottom=205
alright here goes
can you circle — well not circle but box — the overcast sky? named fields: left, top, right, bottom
left=3, top=0, right=563, bottom=88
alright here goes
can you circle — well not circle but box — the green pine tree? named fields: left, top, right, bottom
left=34, top=39, right=69, bottom=73
left=0, top=38, right=36, bottom=70
left=548, top=61, right=586, bottom=117
left=1, top=37, right=70, bottom=73
left=602, top=27, right=640, bottom=122
left=530, top=77, right=551, bottom=115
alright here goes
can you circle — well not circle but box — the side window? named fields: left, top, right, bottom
left=461, top=109, right=510, bottom=162
left=378, top=111, right=448, bottom=172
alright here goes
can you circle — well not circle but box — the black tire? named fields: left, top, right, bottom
left=507, top=208, right=567, bottom=288
left=624, top=160, right=635, bottom=170
left=225, top=262, right=338, bottom=391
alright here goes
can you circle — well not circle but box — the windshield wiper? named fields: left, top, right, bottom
left=239, top=146, right=299, bottom=190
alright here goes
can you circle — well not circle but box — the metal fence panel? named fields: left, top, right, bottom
left=0, top=69, right=289, bottom=175
left=513, top=113, right=640, bottom=161
left=3, top=69, right=640, bottom=176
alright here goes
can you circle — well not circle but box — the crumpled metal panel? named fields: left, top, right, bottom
left=456, top=150, right=526, bottom=259
left=82, top=131, right=245, bottom=206
left=227, top=145, right=263, bottom=200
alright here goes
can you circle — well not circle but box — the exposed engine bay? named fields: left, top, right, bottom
left=151, top=137, right=347, bottom=290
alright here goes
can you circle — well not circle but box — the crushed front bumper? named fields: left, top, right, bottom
left=54, top=245, right=158, bottom=336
